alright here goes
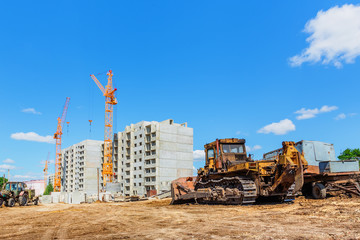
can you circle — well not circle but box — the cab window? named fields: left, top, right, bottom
left=5, top=183, right=10, bottom=191
left=18, top=183, right=24, bottom=191
left=207, top=149, right=214, bottom=159
left=11, top=183, right=17, bottom=190
left=222, top=144, right=245, bottom=153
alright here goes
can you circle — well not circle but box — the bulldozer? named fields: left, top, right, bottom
left=171, top=138, right=308, bottom=205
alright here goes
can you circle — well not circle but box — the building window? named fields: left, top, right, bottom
left=135, top=136, right=137, bottom=140
left=134, top=175, right=136, bottom=178
left=139, top=174, right=142, bottom=178
left=151, top=150, right=156, bottom=155
left=134, top=183, right=136, bottom=186
left=139, top=158, right=142, bottom=162
left=139, top=134, right=142, bottom=138
left=139, top=142, right=142, bottom=146
left=134, top=159, right=137, bottom=163
left=139, top=166, right=142, bottom=170
left=134, top=151, right=137, bottom=155
left=139, top=183, right=142, bottom=186
left=134, top=143, right=137, bottom=147
left=139, top=150, right=142, bottom=154
left=134, top=167, right=136, bottom=170
left=151, top=133, right=156, bottom=137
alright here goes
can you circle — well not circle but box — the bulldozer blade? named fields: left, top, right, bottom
left=171, top=177, right=196, bottom=204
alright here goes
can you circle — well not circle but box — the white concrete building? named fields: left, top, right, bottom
left=47, top=174, right=55, bottom=186
left=61, top=140, right=103, bottom=194
left=113, top=119, right=193, bottom=197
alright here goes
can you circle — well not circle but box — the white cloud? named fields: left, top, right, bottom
left=252, top=145, right=262, bottom=151
left=335, top=113, right=346, bottom=120
left=11, top=132, right=55, bottom=144
left=335, top=113, right=357, bottom=120
left=0, top=164, right=16, bottom=170
left=290, top=4, right=360, bottom=68
left=13, top=175, right=37, bottom=180
left=246, top=145, right=262, bottom=152
left=193, top=150, right=205, bottom=162
left=22, top=108, right=41, bottom=115
left=295, top=105, right=338, bottom=120
left=3, top=158, right=14, bottom=164
left=236, top=131, right=241, bottom=135
left=257, top=119, right=296, bottom=135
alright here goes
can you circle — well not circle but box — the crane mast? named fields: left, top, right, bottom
left=53, top=97, right=70, bottom=192
left=90, top=70, right=117, bottom=186
left=44, top=152, right=50, bottom=188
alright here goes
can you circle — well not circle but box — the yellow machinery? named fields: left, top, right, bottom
left=171, top=138, right=308, bottom=205
left=90, top=70, right=117, bottom=186
left=53, top=97, right=70, bottom=192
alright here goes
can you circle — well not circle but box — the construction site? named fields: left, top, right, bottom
left=2, top=1, right=360, bottom=240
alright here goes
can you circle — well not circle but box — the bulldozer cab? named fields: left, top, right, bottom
left=204, top=138, right=250, bottom=172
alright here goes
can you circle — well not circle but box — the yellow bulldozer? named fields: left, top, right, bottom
left=171, top=138, right=308, bottom=205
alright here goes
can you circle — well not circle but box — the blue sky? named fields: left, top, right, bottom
left=1, top=1, right=359, bottom=180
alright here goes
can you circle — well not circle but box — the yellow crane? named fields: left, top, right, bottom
left=90, top=70, right=117, bottom=187
left=43, top=152, right=50, bottom=188
left=53, top=97, right=70, bottom=192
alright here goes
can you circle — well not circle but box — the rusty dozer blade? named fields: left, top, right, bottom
left=171, top=177, right=197, bottom=204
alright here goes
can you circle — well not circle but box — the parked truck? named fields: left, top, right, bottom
left=263, top=141, right=360, bottom=199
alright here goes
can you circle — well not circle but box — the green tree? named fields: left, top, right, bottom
left=0, top=177, right=8, bottom=189
left=338, top=148, right=360, bottom=167
left=43, top=183, right=54, bottom=195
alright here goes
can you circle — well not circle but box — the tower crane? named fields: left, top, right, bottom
left=90, top=70, right=117, bottom=186
left=43, top=152, right=50, bottom=188
left=53, top=97, right=70, bottom=192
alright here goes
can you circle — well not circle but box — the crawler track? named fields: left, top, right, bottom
left=195, top=177, right=257, bottom=205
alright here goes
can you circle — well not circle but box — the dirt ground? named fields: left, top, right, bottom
left=1, top=196, right=360, bottom=240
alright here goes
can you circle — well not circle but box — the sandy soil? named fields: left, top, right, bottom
left=0, top=196, right=360, bottom=240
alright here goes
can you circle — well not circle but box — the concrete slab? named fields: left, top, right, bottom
left=51, top=192, right=61, bottom=203
left=40, top=195, right=52, bottom=204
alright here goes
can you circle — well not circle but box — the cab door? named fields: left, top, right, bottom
left=207, top=148, right=216, bottom=170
